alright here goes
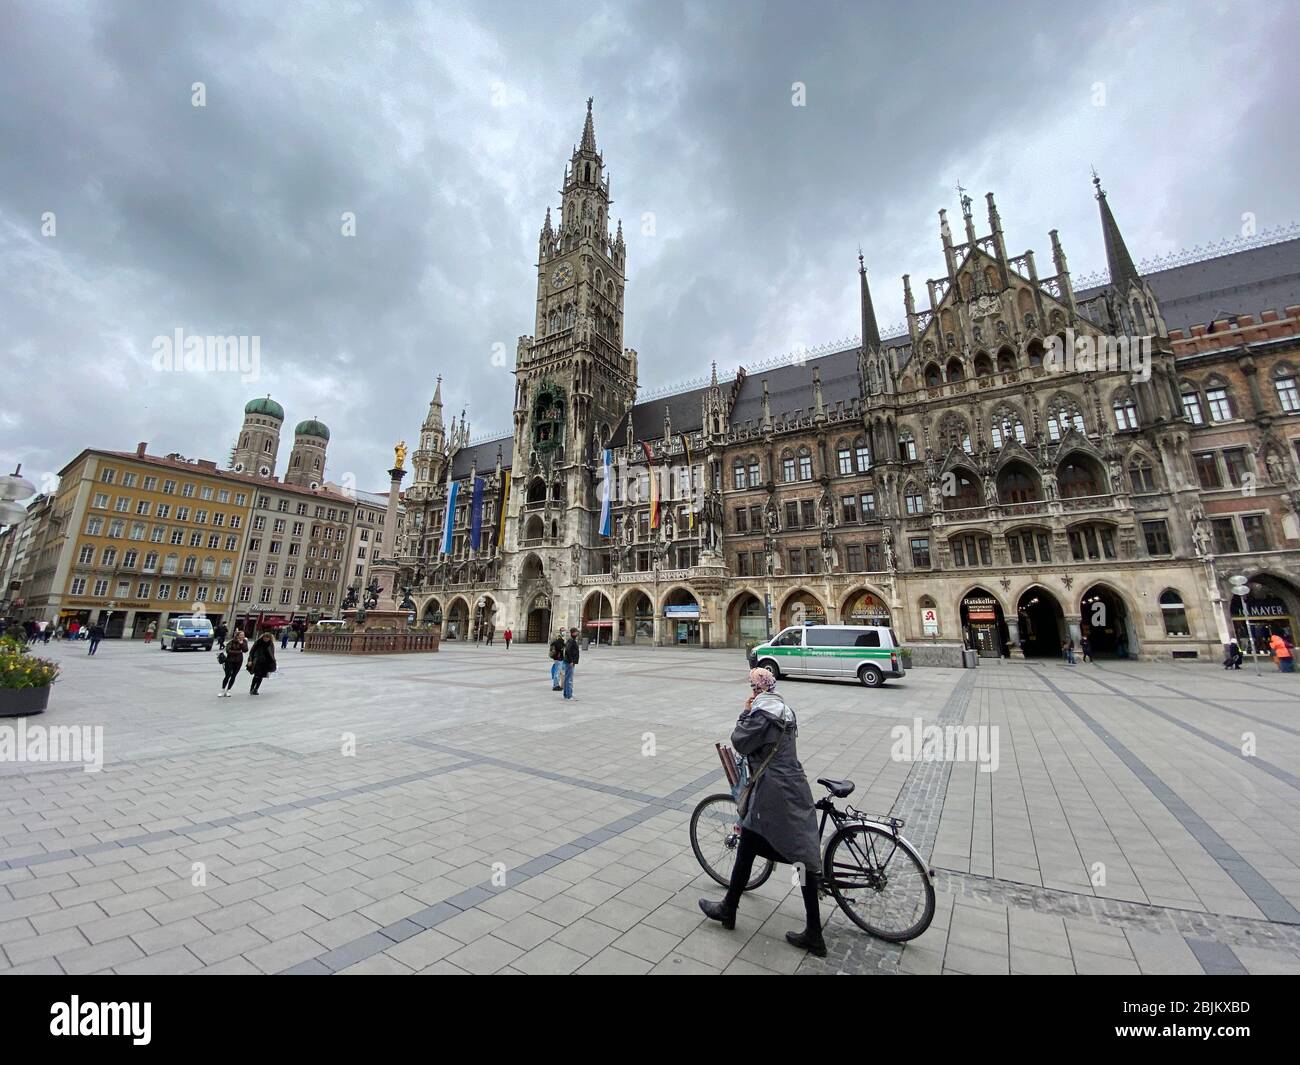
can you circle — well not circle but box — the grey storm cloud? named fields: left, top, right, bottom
left=1, top=0, right=1297, bottom=493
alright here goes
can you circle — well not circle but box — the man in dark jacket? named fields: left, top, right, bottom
left=87, top=623, right=104, bottom=655
left=549, top=631, right=566, bottom=691
left=562, top=627, right=580, bottom=700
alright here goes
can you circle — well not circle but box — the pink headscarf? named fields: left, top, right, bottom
left=748, top=666, right=777, bottom=692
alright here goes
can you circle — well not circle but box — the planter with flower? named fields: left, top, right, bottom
left=0, top=635, right=60, bottom=717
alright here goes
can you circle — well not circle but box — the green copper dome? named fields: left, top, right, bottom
left=245, top=396, right=284, bottom=420
left=295, top=418, right=330, bottom=440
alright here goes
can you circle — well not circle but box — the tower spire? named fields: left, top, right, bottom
left=858, top=250, right=881, bottom=351
left=580, top=96, right=597, bottom=153
left=1093, top=170, right=1139, bottom=288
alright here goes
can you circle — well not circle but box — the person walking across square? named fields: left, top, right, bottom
left=562, top=627, right=580, bottom=700
left=549, top=630, right=565, bottom=690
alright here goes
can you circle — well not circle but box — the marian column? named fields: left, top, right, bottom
left=373, top=442, right=408, bottom=611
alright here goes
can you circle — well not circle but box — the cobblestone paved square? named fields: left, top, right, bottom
left=2, top=641, right=1298, bottom=975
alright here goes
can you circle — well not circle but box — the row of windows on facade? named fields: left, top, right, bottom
left=84, top=519, right=241, bottom=548
left=69, top=576, right=227, bottom=603
left=725, top=377, right=1299, bottom=494
left=97, top=467, right=248, bottom=504
left=76, top=546, right=234, bottom=577
left=237, top=586, right=338, bottom=606
left=255, top=495, right=349, bottom=520
left=91, top=495, right=243, bottom=527
left=242, top=559, right=346, bottom=580
left=246, top=539, right=344, bottom=560
left=248, top=518, right=349, bottom=541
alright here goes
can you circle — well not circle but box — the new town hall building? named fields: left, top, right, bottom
left=395, top=101, right=1300, bottom=660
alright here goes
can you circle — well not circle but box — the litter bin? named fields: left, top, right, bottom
left=962, top=649, right=979, bottom=669
left=582, top=637, right=591, bottom=651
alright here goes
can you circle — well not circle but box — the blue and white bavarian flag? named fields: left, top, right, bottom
left=599, top=448, right=613, bottom=537
left=440, top=478, right=459, bottom=555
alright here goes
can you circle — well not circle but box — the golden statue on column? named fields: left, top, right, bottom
left=394, top=440, right=407, bottom=470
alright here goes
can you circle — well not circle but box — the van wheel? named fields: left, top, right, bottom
left=757, top=658, right=781, bottom=680
left=170, top=641, right=179, bottom=652
left=858, top=664, right=883, bottom=688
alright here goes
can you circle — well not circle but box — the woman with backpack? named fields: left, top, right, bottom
left=218, top=629, right=248, bottom=698
left=247, top=631, right=278, bottom=694
left=698, top=667, right=826, bottom=958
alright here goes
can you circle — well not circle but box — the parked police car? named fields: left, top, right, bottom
left=748, top=624, right=905, bottom=687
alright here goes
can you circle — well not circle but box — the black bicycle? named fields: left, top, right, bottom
left=689, top=776, right=935, bottom=942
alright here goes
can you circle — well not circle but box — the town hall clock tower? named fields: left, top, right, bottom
left=504, top=99, right=639, bottom=639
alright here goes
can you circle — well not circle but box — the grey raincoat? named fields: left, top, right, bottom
left=732, top=692, right=822, bottom=876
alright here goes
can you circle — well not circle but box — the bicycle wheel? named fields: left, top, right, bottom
left=689, top=793, right=774, bottom=890
left=823, top=823, right=934, bottom=941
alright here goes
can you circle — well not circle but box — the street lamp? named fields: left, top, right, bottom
left=1228, top=574, right=1261, bottom=676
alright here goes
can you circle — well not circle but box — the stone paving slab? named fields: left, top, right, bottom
left=1, top=640, right=1298, bottom=975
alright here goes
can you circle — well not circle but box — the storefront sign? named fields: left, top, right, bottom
left=846, top=591, right=890, bottom=623
left=664, top=605, right=700, bottom=618
left=921, top=607, right=939, bottom=636
left=963, top=596, right=999, bottom=622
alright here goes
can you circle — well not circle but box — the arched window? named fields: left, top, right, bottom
left=949, top=532, right=992, bottom=568
left=1180, top=388, right=1204, bottom=425
left=924, top=363, right=943, bottom=388
left=938, top=414, right=970, bottom=454
left=1159, top=590, right=1190, bottom=636
left=904, top=483, right=925, bottom=514
left=1128, top=455, right=1157, bottom=493
left=797, top=446, right=812, bottom=480
left=898, top=432, right=917, bottom=462
left=163, top=553, right=179, bottom=575
left=997, top=462, right=1041, bottom=504
left=1058, top=455, right=1104, bottom=498
left=732, top=459, right=746, bottom=490
left=1112, top=392, right=1139, bottom=430
left=949, top=469, right=981, bottom=507
left=854, top=437, right=871, bottom=472
left=990, top=409, right=1026, bottom=449
left=1047, top=398, right=1085, bottom=441
left=1023, top=341, right=1042, bottom=368
left=1274, top=366, right=1299, bottom=412
left=946, top=357, right=965, bottom=382
left=1204, top=380, right=1233, bottom=422
left=973, top=351, right=994, bottom=377
left=747, top=456, right=761, bottom=488
left=781, top=450, right=796, bottom=483
left=836, top=441, right=852, bottom=476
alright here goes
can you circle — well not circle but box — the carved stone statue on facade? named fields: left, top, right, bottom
left=983, top=476, right=998, bottom=508
left=1108, top=456, right=1125, bottom=494
left=1265, top=448, right=1288, bottom=486
left=929, top=478, right=943, bottom=512
left=764, top=498, right=780, bottom=535
left=570, top=541, right=582, bottom=575
left=1190, top=508, right=1211, bottom=557
left=881, top=527, right=897, bottom=572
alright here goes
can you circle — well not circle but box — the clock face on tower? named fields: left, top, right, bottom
left=551, top=262, right=574, bottom=288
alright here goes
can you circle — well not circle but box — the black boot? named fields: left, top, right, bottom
left=785, top=928, right=827, bottom=957
left=698, top=899, right=736, bottom=930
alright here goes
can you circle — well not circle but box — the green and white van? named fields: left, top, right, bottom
left=749, top=624, right=905, bottom=688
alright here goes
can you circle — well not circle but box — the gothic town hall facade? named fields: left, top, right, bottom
left=395, top=101, right=1300, bottom=661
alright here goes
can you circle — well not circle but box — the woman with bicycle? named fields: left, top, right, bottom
left=699, top=667, right=826, bottom=957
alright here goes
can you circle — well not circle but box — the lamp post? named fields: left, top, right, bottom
left=1229, top=574, right=1261, bottom=676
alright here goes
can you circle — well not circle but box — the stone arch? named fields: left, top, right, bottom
left=945, top=356, right=965, bottom=382
left=959, top=585, right=1009, bottom=658
left=924, top=361, right=943, bottom=388
left=444, top=595, right=471, bottom=640
left=617, top=587, right=655, bottom=644
left=1057, top=449, right=1108, bottom=498
left=661, top=585, right=702, bottom=645
left=777, top=586, right=827, bottom=628
left=526, top=477, right=547, bottom=505
left=1079, top=581, right=1140, bottom=657
left=996, top=458, right=1042, bottom=503
left=518, top=552, right=545, bottom=583
left=581, top=589, right=614, bottom=645
left=973, top=350, right=994, bottom=377
left=1015, top=583, right=1066, bottom=657
left=726, top=587, right=768, bottom=646
left=419, top=596, right=443, bottom=624
left=839, top=585, right=892, bottom=625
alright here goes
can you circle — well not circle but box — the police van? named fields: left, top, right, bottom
left=749, top=624, right=905, bottom=687
left=159, top=616, right=215, bottom=651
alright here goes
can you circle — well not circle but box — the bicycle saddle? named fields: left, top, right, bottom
left=817, top=778, right=855, bottom=798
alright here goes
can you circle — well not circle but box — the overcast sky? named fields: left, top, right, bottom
left=2, top=0, right=1297, bottom=498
